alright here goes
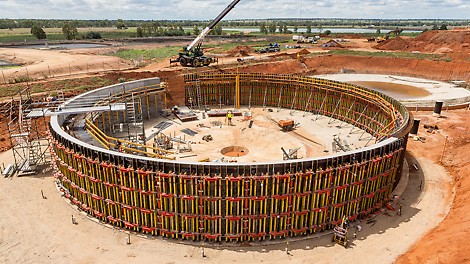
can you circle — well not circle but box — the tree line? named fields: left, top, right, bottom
left=2, top=18, right=468, bottom=30
left=18, top=19, right=456, bottom=40
left=30, top=22, right=103, bottom=40
left=27, top=20, right=225, bottom=40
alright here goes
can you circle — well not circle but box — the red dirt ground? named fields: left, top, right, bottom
left=226, top=45, right=255, bottom=57
left=375, top=30, right=470, bottom=62
left=396, top=110, right=470, bottom=264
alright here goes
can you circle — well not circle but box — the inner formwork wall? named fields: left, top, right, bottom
left=89, top=83, right=165, bottom=135
left=49, top=74, right=412, bottom=242
left=185, top=73, right=407, bottom=141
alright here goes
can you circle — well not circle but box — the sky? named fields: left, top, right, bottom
left=0, top=0, right=469, bottom=20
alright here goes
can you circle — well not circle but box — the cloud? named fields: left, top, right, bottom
left=0, top=0, right=469, bottom=19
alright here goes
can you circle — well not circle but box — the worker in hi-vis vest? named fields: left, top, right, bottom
left=226, top=110, right=233, bottom=126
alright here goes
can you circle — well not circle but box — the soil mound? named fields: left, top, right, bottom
left=297, top=49, right=310, bottom=55
left=375, top=36, right=410, bottom=50
left=375, top=30, right=470, bottom=53
left=227, top=45, right=254, bottom=57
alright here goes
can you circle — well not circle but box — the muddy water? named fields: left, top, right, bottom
left=350, top=81, right=431, bottom=99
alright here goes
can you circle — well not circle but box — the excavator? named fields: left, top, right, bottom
left=170, top=0, right=241, bottom=67
left=376, top=28, right=403, bottom=43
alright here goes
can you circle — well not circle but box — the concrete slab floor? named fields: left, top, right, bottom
left=144, top=106, right=375, bottom=162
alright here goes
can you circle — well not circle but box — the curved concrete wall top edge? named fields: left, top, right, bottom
left=51, top=74, right=409, bottom=166
left=58, top=77, right=160, bottom=124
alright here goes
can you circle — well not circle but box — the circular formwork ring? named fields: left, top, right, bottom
left=49, top=74, right=412, bottom=242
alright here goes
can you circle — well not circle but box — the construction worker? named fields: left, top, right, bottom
left=226, top=110, right=233, bottom=126
left=116, top=141, right=123, bottom=152
left=188, top=97, right=193, bottom=109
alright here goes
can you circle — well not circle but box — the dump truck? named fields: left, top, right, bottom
left=292, top=35, right=317, bottom=44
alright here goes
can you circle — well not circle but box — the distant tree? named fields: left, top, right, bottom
left=268, top=22, right=276, bottom=34
left=294, top=25, right=298, bottom=33
left=178, top=25, right=185, bottom=35
left=306, top=25, right=312, bottom=34
left=136, top=26, right=144, bottom=37
left=31, top=24, right=46, bottom=39
left=432, top=24, right=439, bottom=30
left=62, top=22, right=78, bottom=40
left=213, top=24, right=223, bottom=35
left=259, top=23, right=268, bottom=34
left=278, top=24, right=283, bottom=33
left=283, top=25, right=288, bottom=34
left=84, top=31, right=102, bottom=39
left=193, top=25, right=200, bottom=35
left=324, top=30, right=332, bottom=35
left=439, top=24, right=448, bottom=30
left=318, top=25, right=323, bottom=33
left=116, top=19, right=126, bottom=29
left=376, top=28, right=381, bottom=34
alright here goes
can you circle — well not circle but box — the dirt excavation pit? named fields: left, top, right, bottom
left=220, top=146, right=249, bottom=157
left=317, top=74, right=470, bottom=107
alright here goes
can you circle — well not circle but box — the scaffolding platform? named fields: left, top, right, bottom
left=17, top=160, right=37, bottom=176
left=6, top=86, right=62, bottom=176
left=207, top=109, right=242, bottom=117
left=26, top=108, right=51, bottom=118
left=39, top=103, right=127, bottom=116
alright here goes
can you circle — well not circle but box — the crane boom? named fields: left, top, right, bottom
left=170, top=0, right=241, bottom=67
left=187, top=0, right=241, bottom=51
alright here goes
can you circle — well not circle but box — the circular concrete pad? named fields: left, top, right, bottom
left=221, top=146, right=249, bottom=157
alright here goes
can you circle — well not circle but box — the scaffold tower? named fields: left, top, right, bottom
left=6, top=86, right=63, bottom=175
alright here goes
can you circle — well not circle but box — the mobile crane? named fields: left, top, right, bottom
left=170, top=0, right=241, bottom=67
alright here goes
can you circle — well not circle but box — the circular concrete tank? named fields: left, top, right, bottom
left=49, top=73, right=412, bottom=242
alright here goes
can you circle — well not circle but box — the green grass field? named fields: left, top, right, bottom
left=111, top=40, right=277, bottom=61
left=0, top=27, right=137, bottom=42
left=112, top=46, right=183, bottom=60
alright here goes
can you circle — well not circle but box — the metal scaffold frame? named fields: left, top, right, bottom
left=82, top=83, right=172, bottom=159
left=5, top=85, right=64, bottom=175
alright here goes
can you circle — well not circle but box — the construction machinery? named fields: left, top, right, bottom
left=281, top=147, right=300, bottom=160
left=258, top=43, right=280, bottom=53
left=170, top=0, right=241, bottom=67
left=376, top=28, right=402, bottom=43
left=292, top=35, right=317, bottom=44
left=278, top=119, right=295, bottom=131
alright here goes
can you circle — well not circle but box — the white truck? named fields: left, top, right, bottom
left=292, top=35, right=318, bottom=44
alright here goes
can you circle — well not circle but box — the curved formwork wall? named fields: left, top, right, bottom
left=49, top=74, right=412, bottom=242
